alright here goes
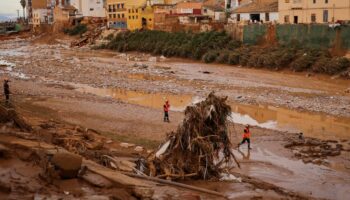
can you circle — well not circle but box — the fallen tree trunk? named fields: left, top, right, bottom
left=123, top=172, right=228, bottom=199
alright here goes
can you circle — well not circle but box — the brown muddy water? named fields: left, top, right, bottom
left=75, top=84, right=350, bottom=141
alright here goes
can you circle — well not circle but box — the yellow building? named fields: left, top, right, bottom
left=127, top=0, right=154, bottom=30
left=106, top=0, right=128, bottom=29
left=279, top=0, right=350, bottom=24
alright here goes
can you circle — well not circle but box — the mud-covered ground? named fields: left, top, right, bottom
left=0, top=35, right=350, bottom=199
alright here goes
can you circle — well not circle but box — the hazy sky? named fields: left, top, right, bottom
left=0, top=0, right=23, bottom=16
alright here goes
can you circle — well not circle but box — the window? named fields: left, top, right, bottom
left=284, top=15, right=289, bottom=23
left=109, top=14, right=112, bottom=18
left=121, top=3, right=124, bottom=8
left=129, top=16, right=131, bottom=19
left=237, top=14, right=240, bottom=21
left=128, top=9, right=131, bottom=13
left=113, top=14, right=116, bottom=18
left=325, top=0, right=328, bottom=3
left=149, top=18, right=152, bottom=21
left=323, top=10, right=328, bottom=22
left=311, top=14, right=316, bottom=22
left=136, top=9, right=138, bottom=13
left=313, top=0, right=316, bottom=3
left=118, top=14, right=120, bottom=18
left=265, top=13, right=270, bottom=21
left=132, top=16, right=134, bottom=19
left=90, top=8, right=94, bottom=11
left=204, top=8, right=207, bottom=13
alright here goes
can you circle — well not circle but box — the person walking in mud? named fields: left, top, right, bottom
left=3, top=78, right=10, bottom=104
left=163, top=100, right=170, bottom=122
left=238, top=125, right=252, bottom=149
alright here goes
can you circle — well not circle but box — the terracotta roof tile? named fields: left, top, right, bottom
left=233, top=0, right=278, bottom=13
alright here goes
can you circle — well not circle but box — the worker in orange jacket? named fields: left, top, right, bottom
left=163, top=100, right=170, bottom=122
left=238, top=125, right=252, bottom=149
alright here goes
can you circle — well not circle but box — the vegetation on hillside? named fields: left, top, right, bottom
left=101, top=30, right=350, bottom=77
left=64, top=24, right=87, bottom=36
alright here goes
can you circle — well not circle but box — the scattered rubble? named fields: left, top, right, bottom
left=285, top=135, right=343, bottom=165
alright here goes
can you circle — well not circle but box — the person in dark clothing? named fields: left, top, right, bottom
left=163, top=100, right=170, bottom=122
left=3, top=78, right=10, bottom=103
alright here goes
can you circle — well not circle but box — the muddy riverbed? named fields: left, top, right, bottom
left=0, top=36, right=350, bottom=199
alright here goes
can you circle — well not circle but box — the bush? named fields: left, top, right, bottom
left=216, top=51, right=230, bottom=63
left=312, top=57, right=350, bottom=74
left=63, top=24, right=87, bottom=36
left=290, top=53, right=317, bottom=72
left=202, top=51, right=219, bottom=63
left=228, top=52, right=240, bottom=65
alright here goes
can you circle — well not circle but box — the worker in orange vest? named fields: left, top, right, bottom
left=163, top=100, right=170, bottom=122
left=238, top=125, right=252, bottom=149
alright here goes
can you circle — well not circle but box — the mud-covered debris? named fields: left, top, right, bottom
left=0, top=144, right=10, bottom=158
left=81, top=171, right=114, bottom=188
left=120, top=143, right=136, bottom=148
left=146, top=92, right=238, bottom=180
left=285, top=135, right=343, bottom=165
left=51, top=152, right=82, bottom=179
left=132, top=187, right=155, bottom=199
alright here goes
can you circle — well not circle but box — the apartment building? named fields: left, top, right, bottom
left=70, top=0, right=106, bottom=18
left=106, top=0, right=127, bottom=29
left=279, top=0, right=350, bottom=24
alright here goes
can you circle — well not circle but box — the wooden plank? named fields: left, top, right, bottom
left=83, top=159, right=149, bottom=188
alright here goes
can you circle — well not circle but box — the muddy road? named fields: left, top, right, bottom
left=0, top=37, right=350, bottom=199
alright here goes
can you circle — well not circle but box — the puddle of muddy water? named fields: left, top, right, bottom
left=233, top=147, right=350, bottom=199
left=75, top=83, right=194, bottom=111
left=74, top=84, right=350, bottom=140
left=229, top=103, right=350, bottom=140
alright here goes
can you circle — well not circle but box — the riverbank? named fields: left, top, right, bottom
left=0, top=35, right=350, bottom=199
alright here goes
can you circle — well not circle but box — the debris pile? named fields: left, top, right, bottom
left=147, top=92, right=238, bottom=180
left=285, top=136, right=344, bottom=165
left=70, top=25, right=104, bottom=47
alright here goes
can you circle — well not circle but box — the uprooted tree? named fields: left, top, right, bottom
left=145, top=92, right=239, bottom=180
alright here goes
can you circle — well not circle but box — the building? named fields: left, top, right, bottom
left=106, top=0, right=128, bottom=29
left=175, top=2, right=203, bottom=15
left=203, top=0, right=226, bottom=22
left=278, top=0, right=350, bottom=24
left=54, top=5, right=77, bottom=25
left=231, top=0, right=279, bottom=23
left=70, top=0, right=106, bottom=18
left=31, top=0, right=56, bottom=27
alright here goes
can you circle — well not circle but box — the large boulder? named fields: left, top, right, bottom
left=51, top=152, right=82, bottom=179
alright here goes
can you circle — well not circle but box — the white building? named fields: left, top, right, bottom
left=70, top=0, right=106, bottom=18
left=231, top=0, right=278, bottom=23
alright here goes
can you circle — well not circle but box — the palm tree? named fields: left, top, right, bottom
left=20, top=0, right=26, bottom=20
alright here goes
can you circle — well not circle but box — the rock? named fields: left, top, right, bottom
left=51, top=152, right=82, bottom=179
left=132, top=187, right=154, bottom=199
left=120, top=143, right=135, bottom=148
left=134, top=146, right=144, bottom=152
left=81, top=171, right=114, bottom=188
left=180, top=193, right=201, bottom=200
left=148, top=57, right=157, bottom=62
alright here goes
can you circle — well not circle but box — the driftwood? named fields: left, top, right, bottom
left=147, top=93, right=239, bottom=180
left=124, top=172, right=228, bottom=199
left=0, top=105, right=32, bottom=131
